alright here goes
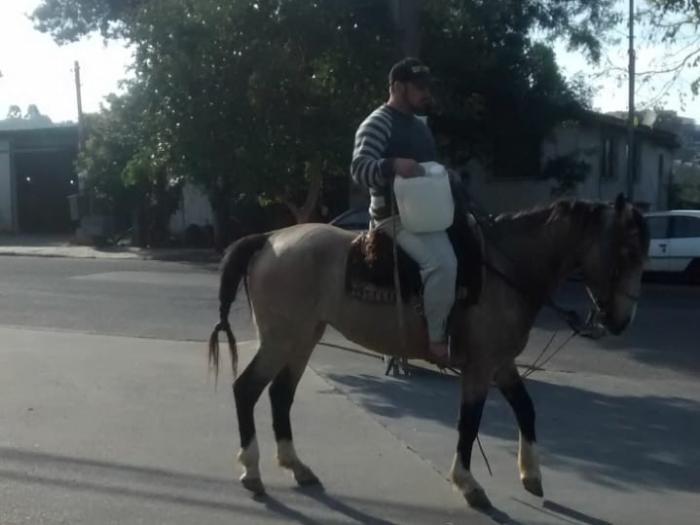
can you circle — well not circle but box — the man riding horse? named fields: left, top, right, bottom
left=351, top=57, right=456, bottom=366
left=208, top=57, right=649, bottom=512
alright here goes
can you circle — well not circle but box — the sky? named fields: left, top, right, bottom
left=1, top=0, right=700, bottom=124
left=0, top=0, right=133, bottom=124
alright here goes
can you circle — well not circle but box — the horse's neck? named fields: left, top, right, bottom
left=490, top=215, right=582, bottom=304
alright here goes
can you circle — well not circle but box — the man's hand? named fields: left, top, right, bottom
left=393, top=158, right=422, bottom=178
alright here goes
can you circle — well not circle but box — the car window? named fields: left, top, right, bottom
left=335, top=209, right=369, bottom=228
left=670, top=216, right=700, bottom=239
left=646, top=216, right=669, bottom=239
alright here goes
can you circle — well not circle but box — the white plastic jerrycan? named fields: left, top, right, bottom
left=393, top=161, right=454, bottom=233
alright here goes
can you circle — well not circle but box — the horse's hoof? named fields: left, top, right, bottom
left=522, top=477, right=543, bottom=497
left=240, top=475, right=266, bottom=495
left=295, top=466, right=321, bottom=487
left=465, top=487, right=492, bottom=510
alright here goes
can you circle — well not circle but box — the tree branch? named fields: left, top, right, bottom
left=280, top=153, right=323, bottom=224
left=600, top=45, right=700, bottom=77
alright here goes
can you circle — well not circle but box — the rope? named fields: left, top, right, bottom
left=476, top=435, right=493, bottom=477
left=521, top=329, right=579, bottom=379
left=387, top=188, right=409, bottom=376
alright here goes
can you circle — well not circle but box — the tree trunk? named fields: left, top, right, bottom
left=209, top=175, right=232, bottom=252
left=389, top=0, right=421, bottom=57
left=282, top=154, right=323, bottom=224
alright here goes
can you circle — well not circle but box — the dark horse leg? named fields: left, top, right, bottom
left=495, top=363, right=543, bottom=497
left=234, top=323, right=325, bottom=495
left=448, top=367, right=492, bottom=510
left=269, top=324, right=325, bottom=486
left=233, top=352, right=280, bottom=495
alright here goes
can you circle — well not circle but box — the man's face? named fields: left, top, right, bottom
left=397, top=80, right=432, bottom=115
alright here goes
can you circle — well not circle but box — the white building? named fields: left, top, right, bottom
left=463, top=111, right=679, bottom=214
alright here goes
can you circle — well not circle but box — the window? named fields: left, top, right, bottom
left=332, top=208, right=370, bottom=230
left=621, top=139, right=642, bottom=182
left=601, top=137, right=615, bottom=179
left=634, top=139, right=642, bottom=182
left=646, top=216, right=670, bottom=239
left=670, top=216, right=700, bottom=239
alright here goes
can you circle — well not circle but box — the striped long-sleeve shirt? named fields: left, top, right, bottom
left=351, top=104, right=437, bottom=221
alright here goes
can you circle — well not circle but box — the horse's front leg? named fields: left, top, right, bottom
left=449, top=370, right=492, bottom=510
left=495, top=363, right=543, bottom=497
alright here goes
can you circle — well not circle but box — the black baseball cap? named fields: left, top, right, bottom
left=389, top=57, right=433, bottom=88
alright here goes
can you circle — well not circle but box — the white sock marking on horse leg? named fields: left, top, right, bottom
left=277, top=439, right=319, bottom=485
left=449, top=452, right=483, bottom=494
left=277, top=439, right=301, bottom=469
left=237, top=436, right=261, bottom=480
left=518, top=434, right=541, bottom=481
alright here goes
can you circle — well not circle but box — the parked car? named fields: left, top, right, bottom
left=644, top=210, right=700, bottom=283
left=329, top=207, right=370, bottom=232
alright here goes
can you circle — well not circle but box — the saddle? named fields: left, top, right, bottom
left=345, top=205, right=484, bottom=309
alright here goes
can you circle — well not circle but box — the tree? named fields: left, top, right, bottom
left=32, top=0, right=622, bottom=236
left=31, top=0, right=148, bottom=43
left=6, top=105, right=21, bottom=119
left=422, top=1, right=607, bottom=177
left=24, top=104, right=53, bottom=125
left=592, top=1, right=700, bottom=108
left=79, top=85, right=182, bottom=247
left=1, top=104, right=53, bottom=129
left=34, top=0, right=396, bottom=246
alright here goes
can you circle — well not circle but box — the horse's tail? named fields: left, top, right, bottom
left=208, top=233, right=270, bottom=382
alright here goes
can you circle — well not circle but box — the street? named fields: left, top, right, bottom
left=0, top=255, right=698, bottom=524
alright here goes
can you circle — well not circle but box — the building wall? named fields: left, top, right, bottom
left=169, top=182, right=214, bottom=234
left=464, top=121, right=675, bottom=214
left=0, top=140, right=15, bottom=231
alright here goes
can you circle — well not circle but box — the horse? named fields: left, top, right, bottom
left=207, top=193, right=649, bottom=510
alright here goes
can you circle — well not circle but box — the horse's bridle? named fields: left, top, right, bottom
left=468, top=202, right=638, bottom=337
left=585, top=220, right=642, bottom=322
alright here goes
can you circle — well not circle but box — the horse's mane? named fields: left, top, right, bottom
left=487, top=198, right=650, bottom=266
left=490, top=199, right=608, bottom=237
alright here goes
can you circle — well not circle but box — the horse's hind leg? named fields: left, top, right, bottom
left=495, top=363, right=543, bottom=497
left=270, top=323, right=325, bottom=487
left=234, top=348, right=287, bottom=495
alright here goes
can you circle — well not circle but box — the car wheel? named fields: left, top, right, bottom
left=686, top=259, right=700, bottom=285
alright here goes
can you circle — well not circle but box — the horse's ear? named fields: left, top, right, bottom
left=615, top=193, right=626, bottom=214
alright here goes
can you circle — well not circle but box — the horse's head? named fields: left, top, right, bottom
left=579, top=194, right=650, bottom=335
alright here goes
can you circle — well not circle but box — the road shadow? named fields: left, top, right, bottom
left=534, top=281, right=700, bottom=377
left=0, top=446, right=460, bottom=524
left=323, top=372, right=700, bottom=493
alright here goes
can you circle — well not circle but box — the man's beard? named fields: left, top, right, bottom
left=411, top=100, right=430, bottom=116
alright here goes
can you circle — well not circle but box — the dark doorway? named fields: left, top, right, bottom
left=15, top=149, right=77, bottom=233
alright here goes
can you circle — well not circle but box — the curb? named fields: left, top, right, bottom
left=0, top=247, right=221, bottom=263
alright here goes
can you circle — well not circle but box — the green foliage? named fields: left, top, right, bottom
left=78, top=84, right=182, bottom=245
left=32, top=0, right=623, bottom=231
left=542, top=153, right=591, bottom=196
left=423, top=1, right=600, bottom=176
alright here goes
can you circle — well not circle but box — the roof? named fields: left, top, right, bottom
left=430, top=108, right=680, bottom=149
left=576, top=110, right=680, bottom=149
left=0, top=125, right=79, bottom=153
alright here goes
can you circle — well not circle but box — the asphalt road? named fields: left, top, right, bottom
left=0, top=256, right=697, bottom=380
left=0, top=256, right=697, bottom=524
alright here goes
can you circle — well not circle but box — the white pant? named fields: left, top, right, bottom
left=374, top=216, right=458, bottom=343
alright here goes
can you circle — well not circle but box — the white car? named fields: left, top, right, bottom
left=644, top=210, right=700, bottom=283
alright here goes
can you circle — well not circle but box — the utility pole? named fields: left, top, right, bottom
left=74, top=60, right=85, bottom=152
left=626, top=0, right=636, bottom=202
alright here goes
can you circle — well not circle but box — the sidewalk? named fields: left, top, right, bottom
left=0, top=325, right=490, bottom=525
left=0, top=233, right=219, bottom=262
